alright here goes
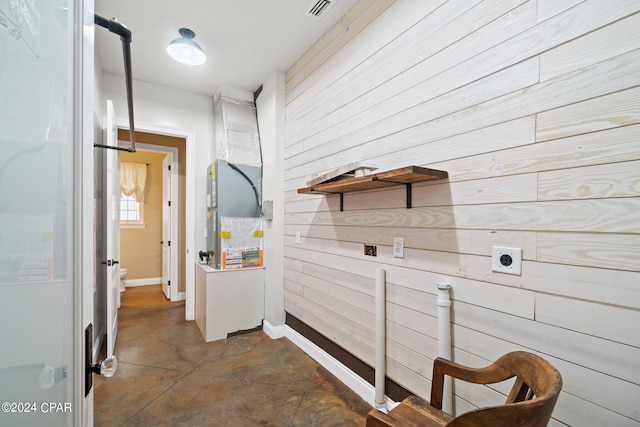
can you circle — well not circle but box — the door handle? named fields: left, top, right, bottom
left=85, top=323, right=117, bottom=396
left=111, top=260, right=119, bottom=265
left=101, top=260, right=112, bottom=266
left=89, top=356, right=117, bottom=377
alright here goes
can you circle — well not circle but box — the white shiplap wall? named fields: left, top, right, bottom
left=283, top=1, right=640, bottom=425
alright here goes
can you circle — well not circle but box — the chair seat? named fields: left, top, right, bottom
left=366, top=396, right=453, bottom=427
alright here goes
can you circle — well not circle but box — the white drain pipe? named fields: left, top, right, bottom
left=375, top=267, right=386, bottom=410
left=436, top=283, right=452, bottom=414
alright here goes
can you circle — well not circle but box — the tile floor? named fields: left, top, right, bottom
left=94, top=285, right=371, bottom=426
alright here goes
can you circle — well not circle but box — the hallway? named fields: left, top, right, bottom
left=94, top=285, right=371, bottom=426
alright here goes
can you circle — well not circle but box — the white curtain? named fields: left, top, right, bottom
left=120, top=162, right=147, bottom=202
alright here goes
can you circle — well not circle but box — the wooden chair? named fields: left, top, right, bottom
left=366, top=351, right=563, bottom=427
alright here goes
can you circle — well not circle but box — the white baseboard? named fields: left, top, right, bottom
left=263, top=321, right=396, bottom=410
left=176, top=291, right=186, bottom=301
left=263, top=319, right=287, bottom=339
left=124, top=277, right=162, bottom=287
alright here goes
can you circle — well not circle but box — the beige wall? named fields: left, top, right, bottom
left=284, top=1, right=640, bottom=426
left=120, top=151, right=166, bottom=280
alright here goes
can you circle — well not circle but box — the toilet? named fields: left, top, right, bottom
left=119, top=268, right=128, bottom=292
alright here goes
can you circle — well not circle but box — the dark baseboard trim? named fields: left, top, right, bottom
left=285, top=312, right=412, bottom=402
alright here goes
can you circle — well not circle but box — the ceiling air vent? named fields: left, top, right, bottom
left=305, top=0, right=334, bottom=20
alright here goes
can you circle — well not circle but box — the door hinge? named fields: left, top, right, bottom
left=168, top=241, right=171, bottom=247
left=168, top=164, right=171, bottom=171
left=168, top=201, right=171, bottom=207
left=168, top=280, right=171, bottom=287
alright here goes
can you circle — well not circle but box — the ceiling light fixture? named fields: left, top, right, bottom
left=167, top=28, right=206, bottom=65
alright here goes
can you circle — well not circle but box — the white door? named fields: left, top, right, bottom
left=161, top=154, right=172, bottom=299
left=104, top=100, right=120, bottom=357
left=0, top=1, right=94, bottom=425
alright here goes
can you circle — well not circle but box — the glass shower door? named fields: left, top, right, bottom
left=0, top=1, right=77, bottom=426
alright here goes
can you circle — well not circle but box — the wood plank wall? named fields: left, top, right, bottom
left=283, top=1, right=640, bottom=425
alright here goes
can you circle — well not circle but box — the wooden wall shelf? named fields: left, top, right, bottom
left=298, top=166, right=448, bottom=211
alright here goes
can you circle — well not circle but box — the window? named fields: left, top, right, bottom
left=120, top=193, right=144, bottom=228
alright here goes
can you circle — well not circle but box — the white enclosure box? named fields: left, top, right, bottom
left=195, top=264, right=265, bottom=342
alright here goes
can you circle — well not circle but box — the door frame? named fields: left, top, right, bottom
left=131, top=143, right=180, bottom=301
left=115, top=119, right=196, bottom=318
left=77, top=0, right=96, bottom=425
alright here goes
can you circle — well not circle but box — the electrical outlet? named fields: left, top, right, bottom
left=393, top=237, right=404, bottom=258
left=295, top=232, right=301, bottom=244
left=491, top=246, right=522, bottom=275
left=364, top=244, right=377, bottom=256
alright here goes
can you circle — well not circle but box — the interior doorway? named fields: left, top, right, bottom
left=119, top=145, right=179, bottom=300
left=117, top=129, right=188, bottom=303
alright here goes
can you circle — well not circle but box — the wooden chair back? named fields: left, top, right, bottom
left=434, top=351, right=563, bottom=426
left=366, top=351, right=562, bottom=427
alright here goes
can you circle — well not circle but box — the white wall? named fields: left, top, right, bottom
left=256, top=71, right=287, bottom=326
left=284, top=1, right=640, bottom=426
left=101, top=73, right=214, bottom=318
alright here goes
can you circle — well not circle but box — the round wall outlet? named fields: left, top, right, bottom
left=491, top=246, right=522, bottom=275
left=499, top=254, right=513, bottom=267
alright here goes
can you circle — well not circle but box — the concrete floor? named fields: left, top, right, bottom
left=94, top=285, right=371, bottom=426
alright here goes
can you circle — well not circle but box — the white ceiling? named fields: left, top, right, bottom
left=95, top=0, right=358, bottom=97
